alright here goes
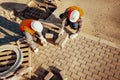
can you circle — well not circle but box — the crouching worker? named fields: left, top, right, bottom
left=59, top=6, right=84, bottom=39
left=19, top=19, right=47, bottom=53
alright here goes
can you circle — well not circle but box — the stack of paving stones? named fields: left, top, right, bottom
left=19, top=0, right=57, bottom=20
left=31, top=64, right=67, bottom=80
left=0, top=40, right=31, bottom=79
left=55, top=32, right=69, bottom=49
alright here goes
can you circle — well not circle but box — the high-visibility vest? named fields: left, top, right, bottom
left=67, top=6, right=84, bottom=21
left=19, top=19, right=35, bottom=35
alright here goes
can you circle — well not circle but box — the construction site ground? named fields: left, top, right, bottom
left=0, top=0, right=120, bottom=80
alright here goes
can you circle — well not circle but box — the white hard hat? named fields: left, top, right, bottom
left=31, top=21, right=43, bottom=32
left=70, top=10, right=80, bottom=22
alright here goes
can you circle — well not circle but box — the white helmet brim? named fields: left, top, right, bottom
left=31, top=21, right=43, bottom=32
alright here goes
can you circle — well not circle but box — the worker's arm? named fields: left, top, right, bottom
left=59, top=17, right=67, bottom=36
left=61, top=18, right=67, bottom=30
left=59, top=10, right=68, bottom=36
left=76, top=17, right=83, bottom=34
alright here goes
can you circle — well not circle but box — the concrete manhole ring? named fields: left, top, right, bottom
left=0, top=45, right=23, bottom=77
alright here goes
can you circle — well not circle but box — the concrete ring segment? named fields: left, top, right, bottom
left=0, top=45, right=23, bottom=77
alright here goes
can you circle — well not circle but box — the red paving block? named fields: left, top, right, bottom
left=83, top=69, right=93, bottom=76
left=75, top=66, right=83, bottom=72
left=106, top=62, right=116, bottom=69
left=63, top=66, right=70, bottom=71
left=64, top=57, right=73, bottom=63
left=89, top=67, right=99, bottom=74
left=92, top=74, right=102, bottom=80
left=101, top=65, right=110, bottom=71
left=69, top=67, right=77, bottom=74
left=69, top=51, right=76, bottom=56
left=81, top=49, right=87, bottom=53
left=95, top=66, right=105, bottom=72
left=82, top=53, right=90, bottom=58
left=60, top=71, right=68, bottom=80
left=71, top=73, right=80, bottom=79
left=103, top=57, right=112, bottom=63
left=45, top=33, right=54, bottom=39
left=81, top=64, right=90, bottom=70
left=62, top=52, right=71, bottom=58
left=114, top=71, right=120, bottom=79
left=78, top=59, right=87, bottom=65
left=86, top=75, right=95, bottom=80
left=70, top=56, right=78, bottom=61
left=84, top=47, right=92, bottom=51
left=55, top=32, right=69, bottom=48
left=78, top=71, right=87, bottom=79
left=66, top=71, right=72, bottom=76
left=104, top=70, right=114, bottom=76
left=98, top=71, right=108, bottom=79
left=92, top=49, right=100, bottom=54
left=44, top=72, right=54, bottom=80
left=82, top=43, right=90, bottom=48
left=72, top=61, right=80, bottom=66
left=97, top=59, right=107, bottom=65
left=54, top=60, right=61, bottom=66
left=95, top=54, right=103, bottom=59
left=99, top=43, right=107, bottom=48
left=84, top=57, right=92, bottom=63
left=86, top=62, right=95, bottom=68
left=66, top=62, right=74, bottom=68
left=108, top=76, right=119, bottom=80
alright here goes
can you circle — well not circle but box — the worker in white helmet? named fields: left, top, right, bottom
left=19, top=19, right=47, bottom=53
left=59, top=6, right=84, bottom=39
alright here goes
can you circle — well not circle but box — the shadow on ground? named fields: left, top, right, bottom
left=0, top=2, right=27, bottom=12
left=0, top=16, right=23, bottom=45
left=0, top=1, right=62, bottom=45
left=31, top=66, right=63, bottom=80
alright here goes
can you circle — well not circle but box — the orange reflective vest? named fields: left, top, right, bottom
left=67, top=6, right=84, bottom=20
left=19, top=19, right=35, bottom=35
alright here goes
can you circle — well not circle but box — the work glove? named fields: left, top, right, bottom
left=59, top=29, right=64, bottom=36
left=70, top=33, right=78, bottom=39
left=33, top=48, right=39, bottom=53
left=41, top=36, right=47, bottom=46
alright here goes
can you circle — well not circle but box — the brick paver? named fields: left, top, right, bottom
left=29, top=33, right=120, bottom=80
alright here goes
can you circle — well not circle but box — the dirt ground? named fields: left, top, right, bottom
left=0, top=0, right=120, bottom=44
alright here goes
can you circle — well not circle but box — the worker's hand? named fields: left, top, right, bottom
left=59, top=29, right=64, bottom=36
left=33, top=48, right=39, bottom=53
left=41, top=37, right=47, bottom=46
left=70, top=33, right=78, bottom=39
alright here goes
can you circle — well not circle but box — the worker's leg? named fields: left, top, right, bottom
left=37, top=32, right=47, bottom=46
left=24, top=32, right=36, bottom=50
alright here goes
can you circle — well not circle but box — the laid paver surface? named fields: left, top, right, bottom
left=30, top=33, right=120, bottom=80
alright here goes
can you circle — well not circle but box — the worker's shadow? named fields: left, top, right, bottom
left=0, top=1, right=62, bottom=45
left=0, top=2, right=27, bottom=13
left=0, top=16, right=23, bottom=45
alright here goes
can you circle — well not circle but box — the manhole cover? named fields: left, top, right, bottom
left=19, top=0, right=57, bottom=20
